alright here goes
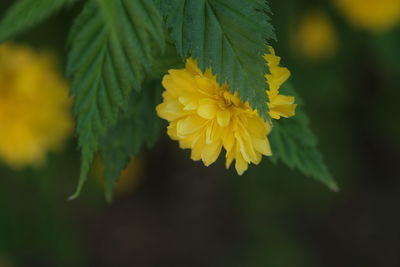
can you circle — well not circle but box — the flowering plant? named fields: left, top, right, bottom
left=0, top=0, right=337, bottom=200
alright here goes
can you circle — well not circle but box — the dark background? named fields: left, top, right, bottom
left=1, top=0, right=400, bottom=266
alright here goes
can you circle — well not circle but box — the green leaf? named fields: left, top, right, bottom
left=67, top=0, right=165, bottom=199
left=269, top=83, right=338, bottom=191
left=161, top=0, right=275, bottom=118
left=100, top=82, right=163, bottom=202
left=0, top=0, right=77, bottom=42
left=151, top=41, right=184, bottom=78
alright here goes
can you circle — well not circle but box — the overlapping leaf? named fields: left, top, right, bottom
left=0, top=0, right=77, bottom=41
left=269, top=84, right=338, bottom=191
left=161, top=0, right=275, bottom=118
left=100, top=82, right=163, bottom=202
left=67, top=0, right=165, bottom=198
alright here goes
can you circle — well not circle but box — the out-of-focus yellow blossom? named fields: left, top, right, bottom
left=156, top=47, right=296, bottom=175
left=334, top=0, right=400, bottom=32
left=0, top=43, right=73, bottom=168
left=0, top=255, right=15, bottom=267
left=93, top=156, right=143, bottom=196
left=293, top=11, right=338, bottom=61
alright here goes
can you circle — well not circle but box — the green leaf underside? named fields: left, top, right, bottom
left=0, top=0, right=77, bottom=42
left=151, top=41, right=184, bottom=78
left=269, top=84, right=338, bottom=191
left=67, top=0, right=165, bottom=199
left=100, top=83, right=163, bottom=202
left=161, top=0, right=276, bottom=119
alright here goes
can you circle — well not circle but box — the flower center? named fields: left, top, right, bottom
left=218, top=85, right=241, bottom=109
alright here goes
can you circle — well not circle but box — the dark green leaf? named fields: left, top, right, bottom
left=269, top=83, right=338, bottom=191
left=67, top=0, right=165, bottom=199
left=100, top=82, right=163, bottom=202
left=161, top=0, right=275, bottom=118
left=0, top=0, right=77, bottom=42
left=151, top=41, right=184, bottom=78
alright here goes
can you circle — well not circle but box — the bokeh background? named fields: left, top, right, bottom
left=1, top=0, right=400, bottom=266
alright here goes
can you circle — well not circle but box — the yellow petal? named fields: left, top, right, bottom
left=239, top=128, right=257, bottom=163
left=168, top=70, right=196, bottom=93
left=263, top=53, right=280, bottom=66
left=177, top=116, right=206, bottom=137
left=156, top=101, right=184, bottom=121
left=253, top=152, right=263, bottom=165
left=179, top=133, right=197, bottom=149
left=217, top=109, right=231, bottom=127
left=183, top=102, right=198, bottom=111
left=185, top=58, right=202, bottom=75
left=191, top=134, right=206, bottom=161
left=269, top=102, right=297, bottom=119
left=268, top=110, right=281, bottom=120
left=201, top=140, right=222, bottom=166
left=253, top=137, right=272, bottom=156
left=271, top=94, right=295, bottom=105
left=234, top=129, right=257, bottom=164
left=197, top=102, right=218, bottom=119
left=225, top=149, right=235, bottom=169
left=275, top=67, right=291, bottom=86
left=235, top=151, right=248, bottom=175
left=205, top=121, right=222, bottom=144
left=246, top=116, right=268, bottom=139
left=161, top=75, right=178, bottom=95
left=222, top=128, right=235, bottom=151
left=166, top=121, right=178, bottom=140
left=195, top=76, right=215, bottom=95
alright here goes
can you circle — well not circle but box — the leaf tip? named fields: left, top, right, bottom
left=105, top=188, right=114, bottom=204
left=326, top=179, right=340, bottom=193
left=67, top=186, right=82, bottom=201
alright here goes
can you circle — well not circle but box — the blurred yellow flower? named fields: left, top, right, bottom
left=293, top=11, right=338, bottom=61
left=0, top=43, right=73, bottom=168
left=156, top=47, right=296, bottom=175
left=0, top=255, right=15, bottom=267
left=334, top=0, right=400, bottom=32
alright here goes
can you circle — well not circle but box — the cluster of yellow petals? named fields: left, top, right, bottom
left=156, top=47, right=295, bottom=175
left=334, top=0, right=400, bottom=32
left=293, top=11, right=338, bottom=61
left=0, top=43, right=73, bottom=168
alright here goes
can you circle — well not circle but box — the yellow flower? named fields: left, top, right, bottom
left=334, top=0, right=400, bottom=32
left=156, top=47, right=296, bottom=175
left=293, top=10, right=338, bottom=61
left=0, top=43, right=73, bottom=168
